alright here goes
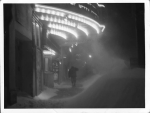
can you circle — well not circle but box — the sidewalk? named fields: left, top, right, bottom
left=51, top=81, right=84, bottom=99
left=8, top=73, right=103, bottom=108
left=8, top=79, right=86, bottom=108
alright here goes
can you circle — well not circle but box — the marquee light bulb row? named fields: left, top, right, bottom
left=35, top=7, right=65, bottom=17
left=68, top=14, right=99, bottom=34
left=48, top=23, right=78, bottom=38
left=47, top=29, right=67, bottom=40
left=40, top=15, right=89, bottom=36
left=43, top=47, right=56, bottom=55
left=77, top=25, right=89, bottom=36
left=40, top=15, right=76, bottom=27
left=35, top=4, right=105, bottom=33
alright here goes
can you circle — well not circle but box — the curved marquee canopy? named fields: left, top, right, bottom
left=35, top=4, right=105, bottom=40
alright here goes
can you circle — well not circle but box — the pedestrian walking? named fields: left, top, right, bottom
left=68, top=66, right=78, bottom=87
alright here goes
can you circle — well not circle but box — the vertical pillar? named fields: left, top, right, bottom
left=58, top=47, right=63, bottom=84
left=9, top=5, right=17, bottom=105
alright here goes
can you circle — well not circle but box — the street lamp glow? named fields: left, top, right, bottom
left=71, top=44, right=73, bottom=48
left=43, top=50, right=55, bottom=55
left=69, top=48, right=72, bottom=52
left=89, top=55, right=92, bottom=58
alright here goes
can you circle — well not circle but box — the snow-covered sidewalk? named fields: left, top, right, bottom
left=9, top=79, right=86, bottom=108
left=9, top=67, right=144, bottom=108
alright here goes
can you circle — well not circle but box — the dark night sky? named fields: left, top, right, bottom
left=99, top=3, right=144, bottom=61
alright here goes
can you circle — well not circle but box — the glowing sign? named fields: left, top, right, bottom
left=43, top=50, right=55, bottom=55
left=35, top=4, right=105, bottom=33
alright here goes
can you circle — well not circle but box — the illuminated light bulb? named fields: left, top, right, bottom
left=56, top=12, right=60, bottom=16
left=62, top=20, right=64, bottom=24
left=70, top=15, right=73, bottom=19
left=83, top=19, right=86, bottom=23
left=59, top=25, right=61, bottom=30
left=48, top=23, right=51, bottom=27
left=68, top=21, right=70, bottom=26
left=54, top=30, right=56, bottom=34
left=73, top=23, right=76, bottom=27
left=82, top=19, right=85, bottom=22
left=72, top=16, right=75, bottom=19
left=58, top=25, right=60, bottom=29
left=35, top=4, right=105, bottom=33
left=41, top=9, right=46, bottom=13
left=51, top=30, right=53, bottom=34
left=54, top=18, right=57, bottom=22
left=51, top=17, right=54, bottom=22
left=53, top=24, right=56, bottom=28
left=35, top=7, right=40, bottom=12
left=45, top=16, right=49, bottom=21
left=52, top=30, right=54, bottom=34
left=41, top=15, right=44, bottom=20
left=55, top=24, right=58, bottom=29
left=61, top=25, right=63, bottom=30
left=51, top=24, right=54, bottom=28
left=65, top=21, right=67, bottom=25
left=43, top=50, right=55, bottom=55
left=52, top=10, right=55, bottom=15
left=89, top=55, right=92, bottom=58
left=60, top=20, right=62, bottom=24
left=75, top=17, right=78, bottom=20
left=70, top=22, right=73, bottom=26
left=58, top=18, right=61, bottom=23
left=46, top=10, right=50, bottom=14
left=60, top=13, right=64, bottom=17
left=79, top=18, right=82, bottom=22
left=63, top=26, right=66, bottom=30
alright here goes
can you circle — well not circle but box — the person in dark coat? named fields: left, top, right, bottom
left=68, top=66, right=78, bottom=87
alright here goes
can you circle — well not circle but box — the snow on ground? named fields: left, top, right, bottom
left=34, top=86, right=58, bottom=100
left=54, top=82, right=72, bottom=89
left=79, top=74, right=103, bottom=89
left=64, top=68, right=145, bottom=108
left=9, top=67, right=145, bottom=108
